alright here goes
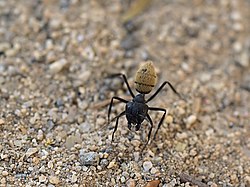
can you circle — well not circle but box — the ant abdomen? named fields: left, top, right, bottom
left=134, top=61, right=157, bottom=94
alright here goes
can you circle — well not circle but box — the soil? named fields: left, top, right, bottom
left=0, top=0, right=249, bottom=186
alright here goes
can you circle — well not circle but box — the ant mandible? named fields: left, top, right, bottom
left=108, top=61, right=182, bottom=150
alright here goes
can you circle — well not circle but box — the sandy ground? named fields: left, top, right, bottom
left=0, top=0, right=249, bottom=186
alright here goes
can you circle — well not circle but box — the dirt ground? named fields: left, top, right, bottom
left=0, top=0, right=249, bottom=186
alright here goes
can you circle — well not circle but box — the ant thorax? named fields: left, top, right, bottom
left=125, top=94, right=149, bottom=131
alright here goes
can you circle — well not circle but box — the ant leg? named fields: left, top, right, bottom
left=108, top=73, right=135, bottom=98
left=146, top=81, right=182, bottom=103
left=108, top=96, right=128, bottom=124
left=142, top=114, right=153, bottom=151
left=111, top=111, right=126, bottom=142
left=148, top=107, right=167, bottom=140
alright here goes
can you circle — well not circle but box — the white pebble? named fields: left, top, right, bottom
left=39, top=175, right=47, bottom=183
left=2, top=170, right=8, bottom=176
left=121, top=176, right=126, bottom=183
left=78, top=70, right=91, bottom=83
left=143, top=161, right=153, bottom=172
left=25, top=148, right=38, bottom=158
left=39, top=166, right=46, bottom=173
left=49, top=58, right=68, bottom=74
left=185, top=115, right=197, bottom=127
left=48, top=161, right=54, bottom=169
left=150, top=167, right=157, bottom=174
left=71, top=174, right=77, bottom=183
left=190, top=149, right=197, bottom=156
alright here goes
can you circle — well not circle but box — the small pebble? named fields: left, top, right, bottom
left=185, top=115, right=197, bottom=127
left=100, top=159, right=109, bottom=167
left=209, top=173, right=215, bottom=179
left=25, top=148, right=38, bottom=158
left=145, top=180, right=160, bottom=187
left=134, top=152, right=140, bottom=162
left=205, top=128, right=214, bottom=136
left=245, top=176, right=250, bottom=186
left=175, top=142, right=187, bottom=152
left=120, top=176, right=126, bottom=183
left=49, top=176, right=60, bottom=185
left=82, top=166, right=88, bottom=172
left=126, top=178, right=136, bottom=187
left=233, top=42, right=242, bottom=52
left=230, top=11, right=241, bottom=21
left=71, top=174, right=77, bottom=183
left=143, top=161, right=153, bottom=172
left=79, top=151, right=99, bottom=166
left=48, top=161, right=53, bottom=169
left=210, top=183, right=218, bottom=187
left=78, top=70, right=91, bottom=83
left=238, top=51, right=249, bottom=67
left=37, top=129, right=44, bottom=140
left=39, top=166, right=46, bottom=173
left=190, top=149, right=197, bottom=156
left=0, top=119, right=4, bottom=125
left=176, top=132, right=188, bottom=140
left=13, top=140, right=22, bottom=147
left=165, top=115, right=173, bottom=124
left=49, top=58, right=68, bottom=74
left=2, top=171, right=8, bottom=176
left=65, top=135, right=81, bottom=149
left=150, top=167, right=158, bottom=174
left=39, top=175, right=47, bottom=183
left=79, top=122, right=92, bottom=133
left=131, top=139, right=141, bottom=147
left=96, top=118, right=105, bottom=126
left=230, top=173, right=238, bottom=183
left=107, top=160, right=116, bottom=169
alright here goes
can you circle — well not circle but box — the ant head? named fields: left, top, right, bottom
left=134, top=61, right=157, bottom=94
left=128, top=123, right=141, bottom=131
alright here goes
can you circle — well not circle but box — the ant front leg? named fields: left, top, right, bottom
left=108, top=96, right=128, bottom=124
left=148, top=107, right=167, bottom=140
left=111, top=111, right=126, bottom=142
left=108, top=73, right=135, bottom=98
left=146, top=81, right=182, bottom=103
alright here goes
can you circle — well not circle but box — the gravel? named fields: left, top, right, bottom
left=0, top=0, right=249, bottom=186
left=79, top=151, right=100, bottom=166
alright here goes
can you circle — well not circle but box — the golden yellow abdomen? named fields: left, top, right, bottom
left=134, top=61, right=157, bottom=94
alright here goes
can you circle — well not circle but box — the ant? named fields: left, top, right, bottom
left=108, top=61, right=182, bottom=150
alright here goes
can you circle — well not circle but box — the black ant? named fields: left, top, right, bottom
left=108, top=61, right=182, bottom=150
